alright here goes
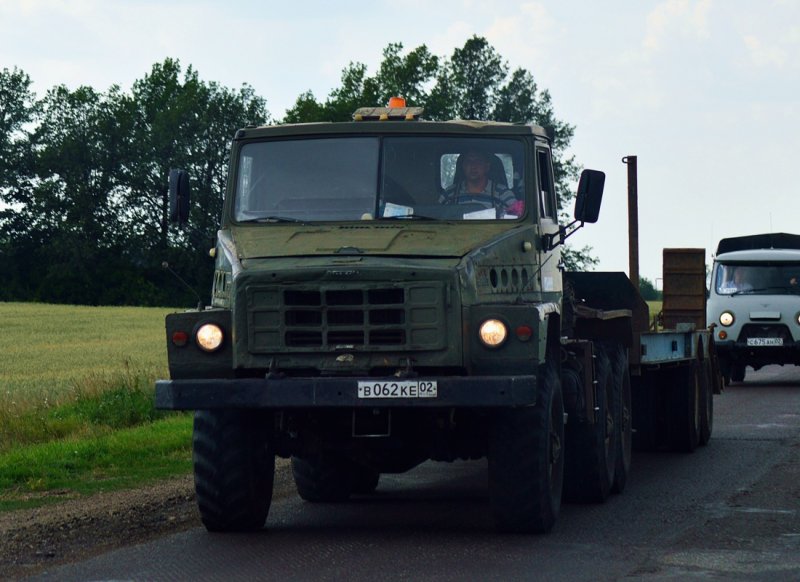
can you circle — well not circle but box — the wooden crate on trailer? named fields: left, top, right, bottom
left=662, top=248, right=707, bottom=330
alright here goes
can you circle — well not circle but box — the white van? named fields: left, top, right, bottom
left=707, top=233, right=800, bottom=384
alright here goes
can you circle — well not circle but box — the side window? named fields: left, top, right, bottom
left=537, top=148, right=556, bottom=220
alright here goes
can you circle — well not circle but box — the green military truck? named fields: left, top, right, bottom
left=156, top=102, right=719, bottom=534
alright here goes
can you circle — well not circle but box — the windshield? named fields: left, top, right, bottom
left=233, top=136, right=526, bottom=222
left=715, top=262, right=800, bottom=295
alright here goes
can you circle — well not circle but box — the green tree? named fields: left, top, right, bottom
left=639, top=277, right=662, bottom=301
left=119, top=59, right=270, bottom=305
left=0, top=67, right=39, bottom=299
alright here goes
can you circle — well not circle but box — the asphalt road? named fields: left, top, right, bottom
left=30, top=365, right=800, bottom=581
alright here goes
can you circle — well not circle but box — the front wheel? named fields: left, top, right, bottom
left=488, top=356, right=564, bottom=533
left=192, top=410, right=275, bottom=532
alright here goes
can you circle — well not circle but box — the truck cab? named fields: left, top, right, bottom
left=707, top=233, right=800, bottom=383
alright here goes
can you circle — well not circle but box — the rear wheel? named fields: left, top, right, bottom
left=192, top=410, right=275, bottom=532
left=351, top=464, right=380, bottom=495
left=291, top=455, right=354, bottom=502
left=609, top=344, right=632, bottom=494
left=488, top=355, right=564, bottom=533
left=563, top=342, right=617, bottom=503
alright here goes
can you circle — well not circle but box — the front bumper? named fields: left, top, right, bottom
left=155, top=375, right=537, bottom=410
left=716, top=339, right=800, bottom=366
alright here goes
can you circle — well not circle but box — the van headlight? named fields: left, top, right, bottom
left=719, top=312, right=735, bottom=327
left=479, top=319, right=508, bottom=347
left=196, top=323, right=224, bottom=352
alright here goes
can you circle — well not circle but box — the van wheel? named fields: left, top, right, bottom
left=192, top=410, right=275, bottom=532
left=488, top=355, right=564, bottom=533
left=731, top=363, right=746, bottom=383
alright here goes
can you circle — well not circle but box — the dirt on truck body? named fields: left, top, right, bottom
left=156, top=100, right=719, bottom=534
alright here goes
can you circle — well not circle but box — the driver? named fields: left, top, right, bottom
left=439, top=149, right=520, bottom=215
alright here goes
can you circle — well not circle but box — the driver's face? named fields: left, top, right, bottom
left=463, top=153, right=490, bottom=180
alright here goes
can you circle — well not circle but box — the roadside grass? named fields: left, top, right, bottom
left=0, top=302, right=193, bottom=510
left=0, top=415, right=192, bottom=511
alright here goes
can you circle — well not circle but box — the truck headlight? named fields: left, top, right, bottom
left=479, top=319, right=508, bottom=347
left=196, top=323, right=224, bottom=352
left=719, top=311, right=734, bottom=327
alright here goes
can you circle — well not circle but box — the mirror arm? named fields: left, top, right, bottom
left=542, top=219, right=585, bottom=251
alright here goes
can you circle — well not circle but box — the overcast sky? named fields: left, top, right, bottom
left=2, top=0, right=798, bottom=283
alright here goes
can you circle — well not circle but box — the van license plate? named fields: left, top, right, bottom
left=747, top=338, right=783, bottom=346
left=357, top=380, right=438, bottom=399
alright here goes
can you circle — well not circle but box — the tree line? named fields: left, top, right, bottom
left=0, top=36, right=594, bottom=307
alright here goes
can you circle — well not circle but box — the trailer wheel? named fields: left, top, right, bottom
left=669, top=363, right=701, bottom=453
left=632, top=371, right=658, bottom=452
left=488, top=355, right=564, bottom=533
left=291, top=455, right=353, bottom=502
left=609, top=344, right=632, bottom=494
left=699, top=359, right=714, bottom=446
left=563, top=342, right=617, bottom=503
left=192, top=410, right=275, bottom=532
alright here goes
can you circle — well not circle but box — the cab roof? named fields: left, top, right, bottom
left=716, top=232, right=800, bottom=255
left=234, top=119, right=551, bottom=141
left=716, top=248, right=800, bottom=262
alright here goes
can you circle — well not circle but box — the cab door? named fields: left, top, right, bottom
left=536, top=146, right=562, bottom=297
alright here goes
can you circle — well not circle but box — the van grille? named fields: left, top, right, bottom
left=247, top=283, right=445, bottom=352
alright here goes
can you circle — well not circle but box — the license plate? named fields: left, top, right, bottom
left=746, top=337, right=783, bottom=346
left=357, top=380, right=438, bottom=399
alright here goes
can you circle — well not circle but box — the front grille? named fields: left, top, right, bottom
left=247, top=283, right=445, bottom=352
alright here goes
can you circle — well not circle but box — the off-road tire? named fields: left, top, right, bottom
left=192, top=410, right=275, bottom=532
left=291, top=455, right=353, bottom=502
left=351, top=464, right=380, bottom=495
left=609, top=343, right=632, bottom=494
left=488, top=356, right=564, bottom=533
left=563, top=342, right=618, bottom=503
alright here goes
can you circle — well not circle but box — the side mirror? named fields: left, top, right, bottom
left=168, top=169, right=191, bottom=224
left=574, top=169, right=605, bottom=224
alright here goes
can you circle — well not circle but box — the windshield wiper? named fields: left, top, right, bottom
left=239, top=216, right=306, bottom=224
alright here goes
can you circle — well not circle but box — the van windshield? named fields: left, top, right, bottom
left=715, top=263, right=800, bottom=295
left=233, top=136, right=526, bottom=222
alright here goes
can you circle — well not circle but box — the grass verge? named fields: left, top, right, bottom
left=0, top=414, right=192, bottom=511
left=0, top=301, right=192, bottom=511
